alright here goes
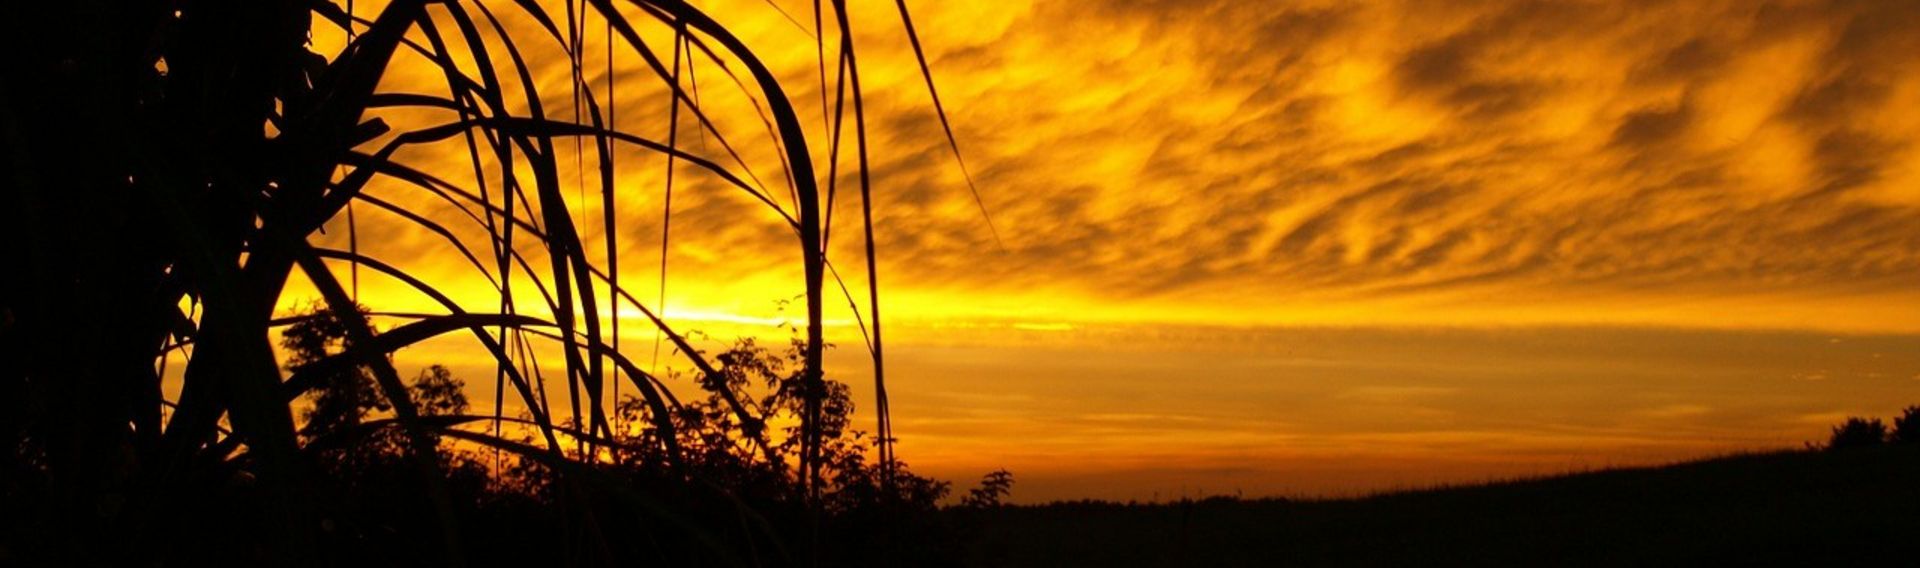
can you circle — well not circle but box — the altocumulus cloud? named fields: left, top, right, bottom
left=322, top=0, right=1920, bottom=332
left=834, top=0, right=1920, bottom=330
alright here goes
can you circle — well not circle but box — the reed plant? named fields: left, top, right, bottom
left=1, top=0, right=978, bottom=564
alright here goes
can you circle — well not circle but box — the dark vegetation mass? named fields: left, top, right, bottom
left=970, top=410, right=1920, bottom=566
left=276, top=305, right=964, bottom=566
left=2, top=0, right=1911, bottom=565
left=1826, top=405, right=1920, bottom=449
left=0, top=0, right=996, bottom=565
left=968, top=446, right=1920, bottom=567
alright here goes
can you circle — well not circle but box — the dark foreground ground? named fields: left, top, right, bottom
left=964, top=447, right=1920, bottom=566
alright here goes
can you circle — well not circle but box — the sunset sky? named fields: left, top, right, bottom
left=275, top=0, right=1920, bottom=501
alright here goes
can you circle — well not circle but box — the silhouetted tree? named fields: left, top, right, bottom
left=281, top=304, right=469, bottom=437
left=282, top=303, right=387, bottom=440
left=1828, top=417, right=1888, bottom=450
left=586, top=336, right=961, bottom=565
left=411, top=366, right=467, bottom=416
left=1893, top=406, right=1920, bottom=446
left=963, top=469, right=1016, bottom=509
left=273, top=304, right=497, bottom=564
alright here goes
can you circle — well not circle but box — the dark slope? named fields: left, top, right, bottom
left=969, top=447, right=1920, bottom=566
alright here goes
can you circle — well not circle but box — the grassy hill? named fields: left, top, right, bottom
left=965, top=447, right=1920, bottom=566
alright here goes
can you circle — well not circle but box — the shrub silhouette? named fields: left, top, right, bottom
left=489, top=336, right=964, bottom=566
left=1893, top=406, right=1920, bottom=445
left=963, top=469, right=1016, bottom=509
left=1828, top=417, right=1888, bottom=450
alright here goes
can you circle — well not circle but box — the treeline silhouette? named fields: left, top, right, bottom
left=277, top=304, right=962, bottom=566
left=1826, top=405, right=1920, bottom=450
left=966, top=415, right=1920, bottom=566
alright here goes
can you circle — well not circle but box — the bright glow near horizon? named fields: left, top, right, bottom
left=296, top=0, right=1920, bottom=501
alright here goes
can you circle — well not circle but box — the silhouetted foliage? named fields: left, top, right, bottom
left=963, top=469, right=1016, bottom=509
left=1893, top=406, right=1920, bottom=446
left=284, top=302, right=389, bottom=440
left=281, top=309, right=969, bottom=565
left=1828, top=417, right=1888, bottom=450
left=277, top=305, right=490, bottom=563
left=583, top=337, right=963, bottom=565
left=0, top=0, right=973, bottom=562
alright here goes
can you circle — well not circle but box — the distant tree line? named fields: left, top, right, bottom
left=1826, top=405, right=1920, bottom=450
left=271, top=304, right=1010, bottom=566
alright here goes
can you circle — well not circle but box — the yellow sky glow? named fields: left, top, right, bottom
left=275, top=0, right=1920, bottom=500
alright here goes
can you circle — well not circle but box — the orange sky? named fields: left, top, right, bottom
left=267, top=0, right=1920, bottom=501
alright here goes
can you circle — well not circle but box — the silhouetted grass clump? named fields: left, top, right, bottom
left=1, top=0, right=987, bottom=564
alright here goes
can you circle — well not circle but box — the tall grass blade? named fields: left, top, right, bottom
left=891, top=0, right=999, bottom=246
